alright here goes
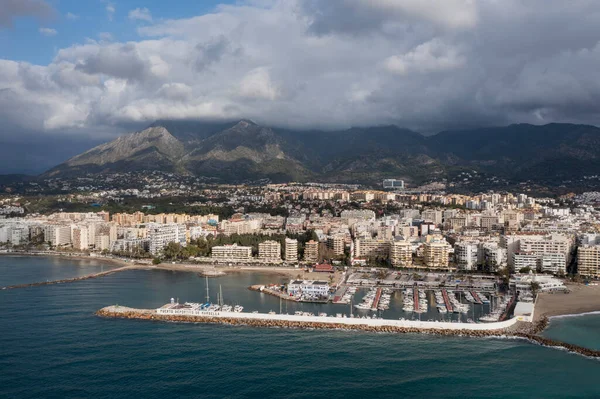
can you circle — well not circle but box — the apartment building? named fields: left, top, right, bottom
left=454, top=241, right=479, bottom=271
left=423, top=241, right=451, bottom=269
left=147, top=223, right=186, bottom=255
left=285, top=238, right=299, bottom=263
left=258, top=240, right=281, bottom=260
left=327, top=235, right=345, bottom=256
left=211, top=244, right=252, bottom=261
left=391, top=240, right=412, bottom=267
left=354, top=238, right=391, bottom=259
left=304, top=240, right=319, bottom=263
left=578, top=245, right=600, bottom=278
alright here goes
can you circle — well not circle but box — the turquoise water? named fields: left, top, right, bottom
left=544, top=313, right=600, bottom=351
left=2, top=257, right=600, bottom=398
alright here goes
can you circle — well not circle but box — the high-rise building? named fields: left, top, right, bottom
left=327, top=235, right=345, bottom=256
left=423, top=241, right=450, bottom=269
left=211, top=244, right=252, bottom=261
left=304, top=240, right=319, bottom=263
left=454, top=241, right=479, bottom=271
left=391, top=240, right=412, bottom=267
left=258, top=240, right=281, bottom=260
left=578, top=245, right=600, bottom=278
left=354, top=238, right=391, bottom=259
left=285, top=238, right=298, bottom=263
left=147, top=223, right=186, bottom=255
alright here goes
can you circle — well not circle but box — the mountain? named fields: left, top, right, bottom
left=45, top=121, right=600, bottom=185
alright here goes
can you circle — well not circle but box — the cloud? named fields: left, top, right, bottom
left=106, top=2, right=115, bottom=21
left=39, top=27, right=57, bottom=36
left=3, top=0, right=600, bottom=139
left=66, top=12, right=79, bottom=20
left=0, top=0, right=54, bottom=28
left=384, top=39, right=465, bottom=75
left=128, top=7, right=152, bottom=22
left=98, top=32, right=113, bottom=42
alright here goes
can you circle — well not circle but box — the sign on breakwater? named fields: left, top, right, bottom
left=96, top=306, right=600, bottom=359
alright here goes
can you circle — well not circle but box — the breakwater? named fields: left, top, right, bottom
left=1, top=266, right=133, bottom=290
left=95, top=306, right=600, bottom=359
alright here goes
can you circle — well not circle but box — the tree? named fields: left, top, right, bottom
left=531, top=281, right=541, bottom=296
left=152, top=257, right=161, bottom=265
left=519, top=267, right=531, bottom=274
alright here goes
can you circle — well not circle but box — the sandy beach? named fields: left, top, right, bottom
left=534, top=283, right=600, bottom=321
left=0, top=251, right=343, bottom=282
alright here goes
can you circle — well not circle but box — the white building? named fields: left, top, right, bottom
left=285, top=238, right=298, bottom=263
left=258, top=240, right=281, bottom=260
left=287, top=280, right=330, bottom=297
left=454, top=241, right=479, bottom=271
left=211, top=244, right=252, bottom=261
left=148, top=223, right=186, bottom=255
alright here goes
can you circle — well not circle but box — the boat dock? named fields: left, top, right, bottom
left=413, top=288, right=420, bottom=311
left=442, top=289, right=453, bottom=313
left=470, top=291, right=483, bottom=305
left=332, top=286, right=347, bottom=304
left=371, top=288, right=382, bottom=311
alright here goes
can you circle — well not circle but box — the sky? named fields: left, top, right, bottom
left=2, top=0, right=600, bottom=174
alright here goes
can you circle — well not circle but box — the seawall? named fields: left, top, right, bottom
left=95, top=306, right=600, bottom=359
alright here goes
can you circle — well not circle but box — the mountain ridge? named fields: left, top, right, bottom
left=44, top=120, right=600, bottom=185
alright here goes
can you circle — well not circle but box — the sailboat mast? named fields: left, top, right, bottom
left=219, top=285, right=223, bottom=306
left=205, top=276, right=210, bottom=303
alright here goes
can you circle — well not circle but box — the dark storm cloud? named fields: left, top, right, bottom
left=0, top=0, right=54, bottom=28
left=2, top=0, right=600, bottom=140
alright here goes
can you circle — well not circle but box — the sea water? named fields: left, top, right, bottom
left=1, top=257, right=600, bottom=398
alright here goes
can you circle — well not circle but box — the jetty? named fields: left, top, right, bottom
left=413, top=288, right=420, bottom=312
left=371, top=288, right=382, bottom=311
left=1, top=265, right=134, bottom=290
left=95, top=305, right=600, bottom=359
left=442, top=289, right=453, bottom=313
left=470, top=291, right=483, bottom=305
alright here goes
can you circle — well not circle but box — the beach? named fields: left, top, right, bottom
left=0, top=251, right=343, bottom=283
left=534, top=283, right=600, bottom=321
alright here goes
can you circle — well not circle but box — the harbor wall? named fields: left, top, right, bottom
left=96, top=306, right=600, bottom=359
left=108, top=306, right=520, bottom=331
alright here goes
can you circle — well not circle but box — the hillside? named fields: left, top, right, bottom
left=44, top=121, right=600, bottom=185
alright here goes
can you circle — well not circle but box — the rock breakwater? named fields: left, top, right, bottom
left=96, top=307, right=600, bottom=359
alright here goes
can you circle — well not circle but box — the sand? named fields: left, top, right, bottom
left=534, top=283, right=600, bottom=321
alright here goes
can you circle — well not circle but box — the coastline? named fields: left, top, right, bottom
left=534, top=283, right=600, bottom=322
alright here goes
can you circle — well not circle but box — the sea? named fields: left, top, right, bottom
left=1, top=256, right=600, bottom=398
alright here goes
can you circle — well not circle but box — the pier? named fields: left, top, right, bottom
left=332, top=286, right=347, bottom=304
left=471, top=291, right=483, bottom=305
left=371, top=288, right=382, bottom=310
left=442, top=289, right=453, bottom=313
left=413, top=288, right=420, bottom=312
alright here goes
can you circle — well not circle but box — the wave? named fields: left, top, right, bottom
left=549, top=311, right=600, bottom=320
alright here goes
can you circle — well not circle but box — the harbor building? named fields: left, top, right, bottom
left=211, top=244, right=252, bottom=261
left=258, top=240, right=281, bottom=260
left=304, top=240, right=319, bottom=262
left=391, top=240, right=412, bottom=267
left=285, top=238, right=298, bottom=263
left=287, top=280, right=330, bottom=297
